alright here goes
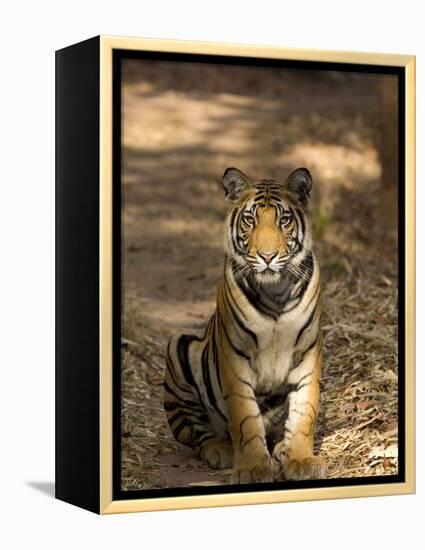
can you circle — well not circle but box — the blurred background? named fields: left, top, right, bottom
left=120, top=59, right=399, bottom=490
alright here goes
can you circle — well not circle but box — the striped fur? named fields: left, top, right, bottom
left=164, top=167, right=326, bottom=483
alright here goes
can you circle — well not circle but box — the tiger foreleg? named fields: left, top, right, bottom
left=272, top=337, right=326, bottom=480
left=222, top=358, right=273, bottom=484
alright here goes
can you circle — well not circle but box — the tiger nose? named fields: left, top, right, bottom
left=258, top=251, right=277, bottom=264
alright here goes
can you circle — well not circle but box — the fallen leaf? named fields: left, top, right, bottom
left=369, top=444, right=398, bottom=459
left=357, top=400, right=378, bottom=410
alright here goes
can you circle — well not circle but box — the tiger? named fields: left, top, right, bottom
left=163, top=167, right=326, bottom=484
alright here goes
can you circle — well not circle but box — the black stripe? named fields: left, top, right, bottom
left=303, top=281, right=320, bottom=312
left=202, top=344, right=227, bottom=422
left=294, top=299, right=319, bottom=347
left=257, top=383, right=298, bottom=414
left=295, top=381, right=311, bottom=393
left=164, top=400, right=180, bottom=411
left=291, top=334, right=319, bottom=371
left=193, top=432, right=216, bottom=448
left=224, top=391, right=257, bottom=402
left=211, top=315, right=223, bottom=392
left=295, top=208, right=306, bottom=241
left=229, top=207, right=238, bottom=234
left=173, top=419, right=192, bottom=439
left=295, top=370, right=314, bottom=387
left=268, top=193, right=282, bottom=202
left=234, top=371, right=254, bottom=389
left=240, top=434, right=266, bottom=451
left=163, top=381, right=199, bottom=408
left=224, top=273, right=247, bottom=320
left=202, top=314, right=214, bottom=340
left=166, top=357, right=194, bottom=395
left=254, top=195, right=266, bottom=203
left=223, top=286, right=258, bottom=346
left=219, top=312, right=250, bottom=360
left=168, top=410, right=187, bottom=426
left=239, top=413, right=261, bottom=448
left=236, top=270, right=292, bottom=320
left=176, top=335, right=199, bottom=386
left=230, top=208, right=244, bottom=254
left=165, top=400, right=209, bottom=421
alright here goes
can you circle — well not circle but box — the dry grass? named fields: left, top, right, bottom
left=121, top=342, right=172, bottom=490
left=318, top=274, right=398, bottom=478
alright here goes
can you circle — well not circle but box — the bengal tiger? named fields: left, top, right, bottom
left=163, top=167, right=325, bottom=484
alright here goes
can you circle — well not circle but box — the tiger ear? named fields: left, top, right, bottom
left=285, top=168, right=313, bottom=206
left=222, top=167, right=251, bottom=201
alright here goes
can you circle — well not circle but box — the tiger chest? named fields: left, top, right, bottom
left=250, top=313, right=304, bottom=393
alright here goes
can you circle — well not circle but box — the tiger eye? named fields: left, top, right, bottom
left=242, top=212, right=256, bottom=225
left=280, top=214, right=292, bottom=227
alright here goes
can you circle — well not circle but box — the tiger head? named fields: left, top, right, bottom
left=222, top=167, right=313, bottom=284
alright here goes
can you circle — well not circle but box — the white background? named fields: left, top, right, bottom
left=1, top=1, right=423, bottom=548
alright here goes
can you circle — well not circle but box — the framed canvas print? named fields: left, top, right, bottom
left=55, top=36, right=415, bottom=514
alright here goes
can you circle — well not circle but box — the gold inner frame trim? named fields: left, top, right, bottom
left=99, top=35, right=415, bottom=514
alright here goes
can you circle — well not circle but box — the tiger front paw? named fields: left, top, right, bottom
left=200, top=438, right=233, bottom=470
left=230, top=458, right=273, bottom=484
left=283, top=456, right=327, bottom=481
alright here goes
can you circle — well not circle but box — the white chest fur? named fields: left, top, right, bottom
left=251, top=310, right=304, bottom=392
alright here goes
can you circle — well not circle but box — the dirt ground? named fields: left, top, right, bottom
left=120, top=59, right=399, bottom=490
